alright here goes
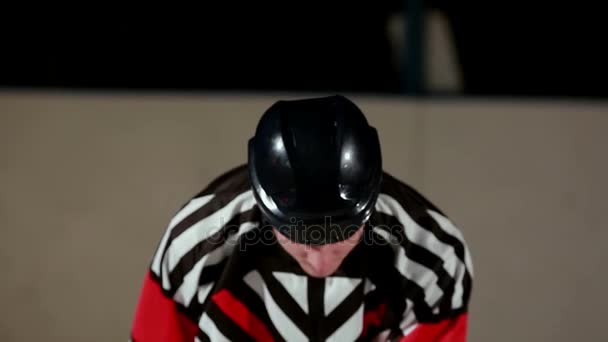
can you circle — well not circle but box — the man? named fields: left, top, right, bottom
left=130, top=95, right=473, bottom=341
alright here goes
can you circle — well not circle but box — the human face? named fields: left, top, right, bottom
left=273, top=224, right=365, bottom=278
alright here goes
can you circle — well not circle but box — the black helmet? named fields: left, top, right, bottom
left=248, top=95, right=382, bottom=245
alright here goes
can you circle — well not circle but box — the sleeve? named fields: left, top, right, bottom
left=130, top=167, right=252, bottom=341
left=374, top=175, right=474, bottom=342
left=129, top=197, right=209, bottom=342
left=130, top=271, right=199, bottom=342
left=398, top=313, right=468, bottom=342
left=397, top=208, right=474, bottom=342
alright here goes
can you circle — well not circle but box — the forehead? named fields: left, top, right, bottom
left=275, top=224, right=364, bottom=251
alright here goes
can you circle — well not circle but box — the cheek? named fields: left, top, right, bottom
left=330, top=245, right=353, bottom=258
left=285, top=245, right=309, bottom=260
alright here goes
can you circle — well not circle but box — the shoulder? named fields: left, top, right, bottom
left=375, top=171, right=472, bottom=268
left=372, top=171, right=474, bottom=320
left=378, top=171, right=446, bottom=219
left=170, top=164, right=258, bottom=242
left=174, top=164, right=258, bottom=232
left=192, top=164, right=252, bottom=199
left=149, top=164, right=261, bottom=303
left=375, top=171, right=464, bottom=245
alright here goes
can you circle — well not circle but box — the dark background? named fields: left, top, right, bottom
left=1, top=2, right=605, bottom=98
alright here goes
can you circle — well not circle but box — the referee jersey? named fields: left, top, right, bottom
left=130, top=164, right=474, bottom=342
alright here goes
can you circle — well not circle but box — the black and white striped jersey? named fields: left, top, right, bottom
left=131, top=164, right=474, bottom=342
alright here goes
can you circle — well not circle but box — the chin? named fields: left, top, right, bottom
left=303, top=267, right=339, bottom=278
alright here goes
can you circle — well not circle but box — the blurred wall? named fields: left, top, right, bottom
left=0, top=91, right=606, bottom=342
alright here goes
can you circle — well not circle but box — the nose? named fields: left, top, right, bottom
left=304, top=249, right=334, bottom=276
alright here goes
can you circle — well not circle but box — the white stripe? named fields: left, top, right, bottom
left=403, top=323, right=418, bottom=336
left=173, top=245, right=224, bottom=306
left=151, top=194, right=215, bottom=276
left=364, top=278, right=376, bottom=295
left=373, top=228, right=443, bottom=306
left=427, top=210, right=474, bottom=275
left=444, top=255, right=464, bottom=308
left=326, top=304, right=363, bottom=342
left=168, top=191, right=255, bottom=271
left=401, top=299, right=417, bottom=336
left=324, top=277, right=361, bottom=315
left=198, top=282, right=214, bottom=305
left=243, top=270, right=265, bottom=299
left=273, top=272, right=309, bottom=314
left=173, top=221, right=258, bottom=305
left=372, top=330, right=392, bottom=341
left=244, top=271, right=308, bottom=342
left=376, top=195, right=463, bottom=271
left=199, top=312, right=230, bottom=342
left=169, top=195, right=217, bottom=229
left=427, top=210, right=473, bottom=309
left=375, top=194, right=469, bottom=308
left=165, top=190, right=255, bottom=273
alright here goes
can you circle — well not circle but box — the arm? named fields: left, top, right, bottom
left=399, top=312, right=468, bottom=342
left=370, top=176, right=474, bottom=342
left=130, top=167, right=253, bottom=341
left=130, top=271, right=198, bottom=342
left=129, top=196, right=209, bottom=342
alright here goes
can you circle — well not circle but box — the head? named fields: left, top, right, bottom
left=248, top=95, right=382, bottom=277
left=273, top=224, right=366, bottom=278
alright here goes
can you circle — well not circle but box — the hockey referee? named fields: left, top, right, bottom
left=130, top=95, right=474, bottom=341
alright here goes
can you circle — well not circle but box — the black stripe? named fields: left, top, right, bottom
left=205, top=300, right=257, bottom=342
left=147, top=256, right=279, bottom=338
left=229, top=278, right=287, bottom=342
left=419, top=211, right=474, bottom=311
left=417, top=214, right=468, bottom=268
left=362, top=289, right=404, bottom=340
left=149, top=269, right=162, bottom=283
left=168, top=189, right=250, bottom=242
left=168, top=209, right=260, bottom=295
left=171, top=259, right=229, bottom=324
left=373, top=214, right=457, bottom=316
left=379, top=172, right=474, bottom=314
left=365, top=231, right=434, bottom=321
left=180, top=281, right=215, bottom=323
left=323, top=280, right=364, bottom=339
left=155, top=188, right=252, bottom=294
left=149, top=262, right=223, bottom=313
left=462, top=267, right=473, bottom=310
left=380, top=172, right=470, bottom=272
left=258, top=269, right=311, bottom=336
left=174, top=293, right=208, bottom=332
left=308, top=276, right=325, bottom=342
left=198, top=260, right=227, bottom=286
left=189, top=259, right=229, bottom=311
left=196, top=330, right=211, bottom=342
